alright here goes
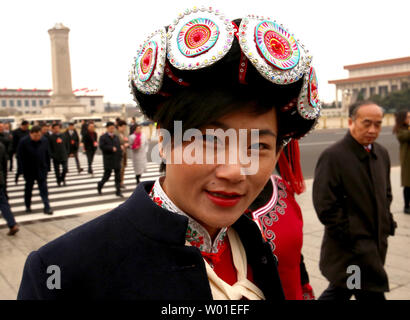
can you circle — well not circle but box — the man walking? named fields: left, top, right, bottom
left=0, top=140, right=19, bottom=235
left=17, top=126, right=53, bottom=215
left=3, top=123, right=13, bottom=172
left=63, top=122, right=83, bottom=174
left=116, top=120, right=129, bottom=189
left=82, top=122, right=98, bottom=175
left=0, top=123, right=12, bottom=192
left=49, top=123, right=69, bottom=186
left=12, top=120, right=29, bottom=184
left=97, top=122, right=123, bottom=197
left=313, top=101, right=397, bottom=300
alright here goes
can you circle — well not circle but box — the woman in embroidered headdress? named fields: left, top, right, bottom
left=17, top=7, right=321, bottom=300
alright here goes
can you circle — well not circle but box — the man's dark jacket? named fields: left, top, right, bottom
left=49, top=133, right=69, bottom=162
left=0, top=132, right=12, bottom=158
left=99, top=133, right=122, bottom=170
left=0, top=142, right=6, bottom=187
left=63, top=129, right=80, bottom=154
left=12, top=127, right=29, bottom=154
left=313, top=131, right=396, bottom=292
left=17, top=136, right=50, bottom=180
left=82, top=130, right=98, bottom=153
left=17, top=181, right=285, bottom=300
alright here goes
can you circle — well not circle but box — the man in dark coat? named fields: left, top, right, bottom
left=97, top=122, right=123, bottom=197
left=0, top=141, right=19, bottom=235
left=3, top=123, right=13, bottom=172
left=313, top=101, right=397, bottom=300
left=81, top=122, right=98, bottom=175
left=49, top=123, right=69, bottom=187
left=0, top=122, right=12, bottom=192
left=63, top=122, right=83, bottom=174
left=12, top=120, right=29, bottom=185
left=17, top=181, right=284, bottom=300
left=17, top=126, right=53, bottom=215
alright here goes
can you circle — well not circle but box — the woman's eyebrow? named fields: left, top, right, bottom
left=206, top=121, right=229, bottom=130
left=205, top=121, right=277, bottom=137
left=259, top=129, right=277, bottom=138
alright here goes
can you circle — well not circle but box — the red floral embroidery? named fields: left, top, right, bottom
left=153, top=197, right=163, bottom=207
left=186, top=227, right=204, bottom=248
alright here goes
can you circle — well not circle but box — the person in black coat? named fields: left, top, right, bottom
left=63, top=123, right=83, bottom=174
left=0, top=122, right=12, bottom=192
left=17, top=9, right=322, bottom=300
left=49, top=123, right=69, bottom=186
left=12, top=120, right=29, bottom=185
left=17, top=126, right=53, bottom=215
left=3, top=122, right=13, bottom=172
left=313, top=101, right=397, bottom=300
left=97, top=122, right=123, bottom=197
left=81, top=122, right=98, bottom=175
left=0, top=141, right=19, bottom=235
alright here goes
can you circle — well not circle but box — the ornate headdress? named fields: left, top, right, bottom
left=129, top=6, right=321, bottom=141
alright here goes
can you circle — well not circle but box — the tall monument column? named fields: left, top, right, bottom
left=42, top=23, right=86, bottom=116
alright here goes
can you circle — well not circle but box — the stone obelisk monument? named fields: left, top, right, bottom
left=42, top=23, right=86, bottom=116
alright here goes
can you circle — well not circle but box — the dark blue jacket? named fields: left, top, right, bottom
left=99, top=132, right=122, bottom=170
left=17, top=135, right=50, bottom=180
left=17, top=181, right=284, bottom=300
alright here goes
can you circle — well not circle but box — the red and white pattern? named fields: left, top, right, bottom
left=149, top=177, right=228, bottom=256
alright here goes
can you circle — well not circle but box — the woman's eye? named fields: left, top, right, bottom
left=249, top=143, right=269, bottom=150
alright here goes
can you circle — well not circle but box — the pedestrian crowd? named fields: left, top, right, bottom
left=0, top=117, right=149, bottom=236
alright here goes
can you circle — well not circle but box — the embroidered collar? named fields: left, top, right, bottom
left=149, top=177, right=228, bottom=254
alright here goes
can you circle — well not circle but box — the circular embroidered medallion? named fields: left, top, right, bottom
left=167, top=6, right=234, bottom=70
left=177, top=18, right=219, bottom=57
left=130, top=28, right=167, bottom=95
left=238, top=15, right=312, bottom=85
left=297, top=66, right=321, bottom=120
left=137, top=41, right=158, bottom=82
left=254, top=20, right=300, bottom=70
left=308, top=67, right=319, bottom=107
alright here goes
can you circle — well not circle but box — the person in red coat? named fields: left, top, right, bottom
left=247, top=140, right=315, bottom=300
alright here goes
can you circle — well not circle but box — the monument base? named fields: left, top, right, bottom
left=42, top=102, right=88, bottom=118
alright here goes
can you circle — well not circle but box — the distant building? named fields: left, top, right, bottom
left=0, top=88, right=104, bottom=115
left=329, top=56, right=410, bottom=113
left=104, top=102, right=143, bottom=118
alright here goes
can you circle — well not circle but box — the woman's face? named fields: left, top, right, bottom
left=406, top=112, right=410, bottom=125
left=162, top=107, right=279, bottom=238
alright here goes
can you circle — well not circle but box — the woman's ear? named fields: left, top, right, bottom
left=157, top=126, right=167, bottom=160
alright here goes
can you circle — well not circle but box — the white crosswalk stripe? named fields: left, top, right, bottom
left=1, top=154, right=162, bottom=226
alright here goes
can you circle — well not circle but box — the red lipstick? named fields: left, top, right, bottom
left=205, top=190, right=243, bottom=207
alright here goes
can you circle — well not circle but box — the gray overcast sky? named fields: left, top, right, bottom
left=1, top=0, right=409, bottom=104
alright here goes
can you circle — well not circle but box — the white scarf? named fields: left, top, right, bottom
left=187, top=228, right=265, bottom=300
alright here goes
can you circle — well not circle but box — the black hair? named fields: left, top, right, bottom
left=117, top=120, right=127, bottom=127
left=51, top=123, right=60, bottom=129
left=348, top=100, right=381, bottom=119
left=393, top=110, right=409, bottom=134
left=106, top=121, right=115, bottom=128
left=21, top=120, right=29, bottom=126
left=30, top=125, right=41, bottom=133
